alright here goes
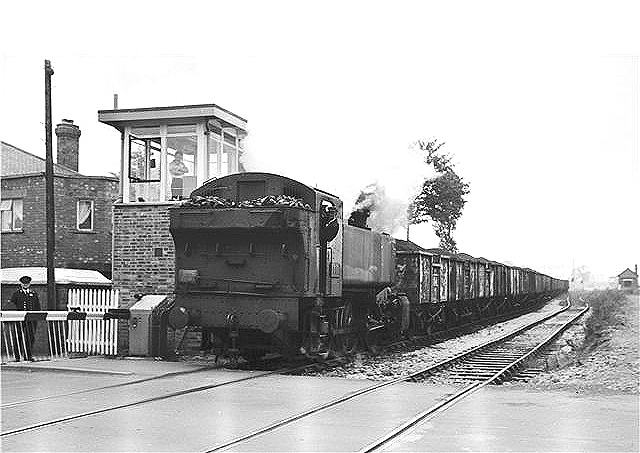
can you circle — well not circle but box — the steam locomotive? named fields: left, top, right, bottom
left=166, top=172, right=568, bottom=358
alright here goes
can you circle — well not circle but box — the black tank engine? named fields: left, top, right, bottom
left=167, top=172, right=567, bottom=358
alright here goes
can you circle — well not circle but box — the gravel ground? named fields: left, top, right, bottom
left=511, top=294, right=639, bottom=395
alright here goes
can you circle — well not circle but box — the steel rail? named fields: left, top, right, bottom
left=1, top=353, right=316, bottom=409
left=203, top=298, right=573, bottom=452
left=0, top=358, right=343, bottom=437
left=1, top=364, right=221, bottom=409
left=359, top=303, right=589, bottom=452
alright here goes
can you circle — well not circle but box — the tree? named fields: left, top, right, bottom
left=408, top=139, right=470, bottom=253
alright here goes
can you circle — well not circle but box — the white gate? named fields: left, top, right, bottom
left=67, top=288, right=120, bottom=355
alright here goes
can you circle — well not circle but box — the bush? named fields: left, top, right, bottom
left=575, top=289, right=627, bottom=341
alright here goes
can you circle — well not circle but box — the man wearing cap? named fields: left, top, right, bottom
left=10, top=275, right=41, bottom=361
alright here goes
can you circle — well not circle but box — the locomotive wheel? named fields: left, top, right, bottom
left=335, top=333, right=359, bottom=356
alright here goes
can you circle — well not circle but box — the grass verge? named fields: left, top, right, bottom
left=572, top=289, right=627, bottom=349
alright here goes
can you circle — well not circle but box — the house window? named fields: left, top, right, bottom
left=1, top=199, right=23, bottom=232
left=77, top=200, right=94, bottom=231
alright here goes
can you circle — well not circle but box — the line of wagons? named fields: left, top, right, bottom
left=395, top=240, right=568, bottom=336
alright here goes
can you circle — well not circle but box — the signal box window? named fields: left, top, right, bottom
left=167, top=136, right=197, bottom=200
left=129, top=136, right=161, bottom=202
left=1, top=199, right=23, bottom=232
left=77, top=200, right=94, bottom=231
left=207, top=127, right=241, bottom=179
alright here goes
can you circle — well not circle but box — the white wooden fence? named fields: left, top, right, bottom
left=67, top=288, right=120, bottom=355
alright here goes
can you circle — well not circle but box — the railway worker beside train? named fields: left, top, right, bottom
left=169, top=150, right=189, bottom=199
left=320, top=204, right=340, bottom=242
left=9, top=275, right=41, bottom=361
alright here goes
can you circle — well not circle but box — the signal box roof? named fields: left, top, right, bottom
left=98, top=103, right=247, bottom=132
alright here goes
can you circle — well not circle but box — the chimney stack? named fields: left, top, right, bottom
left=55, top=119, right=81, bottom=172
left=635, top=264, right=637, bottom=275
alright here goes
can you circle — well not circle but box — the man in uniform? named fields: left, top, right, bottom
left=10, top=275, right=41, bottom=361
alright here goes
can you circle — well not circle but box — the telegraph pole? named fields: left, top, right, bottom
left=45, top=59, right=56, bottom=310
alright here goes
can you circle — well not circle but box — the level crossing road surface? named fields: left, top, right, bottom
left=1, top=357, right=638, bottom=452
left=379, top=386, right=639, bottom=452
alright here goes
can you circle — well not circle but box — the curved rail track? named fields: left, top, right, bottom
left=360, top=301, right=588, bottom=452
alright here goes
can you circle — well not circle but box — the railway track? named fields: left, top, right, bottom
left=2, top=296, right=585, bottom=452
left=359, top=302, right=588, bottom=451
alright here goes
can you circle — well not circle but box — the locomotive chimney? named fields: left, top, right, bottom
left=55, top=119, right=81, bottom=172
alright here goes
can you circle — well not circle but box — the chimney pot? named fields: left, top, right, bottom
left=55, top=119, right=81, bottom=172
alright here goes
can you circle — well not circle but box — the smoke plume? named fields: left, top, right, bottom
left=349, top=143, right=437, bottom=234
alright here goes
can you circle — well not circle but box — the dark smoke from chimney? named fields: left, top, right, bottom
left=348, top=208, right=371, bottom=229
left=348, top=184, right=377, bottom=229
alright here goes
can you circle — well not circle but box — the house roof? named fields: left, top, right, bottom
left=617, top=268, right=638, bottom=278
left=1, top=267, right=111, bottom=286
left=1, top=141, right=81, bottom=177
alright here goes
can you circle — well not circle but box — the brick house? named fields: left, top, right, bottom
left=1, top=120, right=118, bottom=295
left=617, top=266, right=638, bottom=292
left=98, top=104, right=247, bottom=352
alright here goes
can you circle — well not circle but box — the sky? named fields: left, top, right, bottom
left=1, top=1, right=638, bottom=282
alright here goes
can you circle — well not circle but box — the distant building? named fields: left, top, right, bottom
left=1, top=120, right=118, bottom=288
left=617, top=266, right=638, bottom=292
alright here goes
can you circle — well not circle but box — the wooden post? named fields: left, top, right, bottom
left=44, top=59, right=56, bottom=310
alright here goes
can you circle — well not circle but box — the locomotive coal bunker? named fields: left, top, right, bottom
left=167, top=172, right=397, bottom=358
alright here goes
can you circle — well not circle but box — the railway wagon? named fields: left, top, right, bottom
left=167, top=172, right=395, bottom=357
left=395, top=240, right=568, bottom=334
